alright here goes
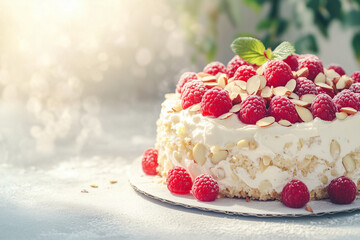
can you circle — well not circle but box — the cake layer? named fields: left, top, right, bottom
left=156, top=95, right=360, bottom=200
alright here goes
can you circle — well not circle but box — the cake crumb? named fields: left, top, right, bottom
left=109, top=180, right=117, bottom=184
left=81, top=189, right=89, bottom=193
left=245, top=197, right=251, bottom=202
left=90, top=184, right=98, bottom=188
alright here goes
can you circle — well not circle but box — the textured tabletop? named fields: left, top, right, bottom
left=0, top=102, right=360, bottom=240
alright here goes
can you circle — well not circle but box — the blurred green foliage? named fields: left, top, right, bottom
left=171, top=0, right=360, bottom=64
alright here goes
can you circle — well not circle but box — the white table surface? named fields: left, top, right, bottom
left=1, top=101, right=360, bottom=240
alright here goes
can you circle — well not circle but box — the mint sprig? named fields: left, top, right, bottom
left=231, top=37, right=295, bottom=65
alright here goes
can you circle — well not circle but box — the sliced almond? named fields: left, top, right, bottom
left=229, top=104, right=241, bottom=113
left=218, top=112, right=233, bottom=120
left=171, top=103, right=183, bottom=112
left=340, top=107, right=357, bottom=115
left=289, top=92, right=299, bottom=100
left=246, top=75, right=261, bottom=95
left=295, top=106, right=313, bottom=122
left=278, top=119, right=292, bottom=127
left=296, top=67, right=309, bottom=78
left=345, top=77, right=354, bottom=88
left=204, top=82, right=219, bottom=88
left=231, top=86, right=241, bottom=95
left=336, top=76, right=347, bottom=90
left=249, top=139, right=258, bottom=150
left=211, top=150, right=228, bottom=164
left=259, top=75, right=267, bottom=89
left=291, top=99, right=311, bottom=107
left=217, top=76, right=227, bottom=88
left=237, top=139, right=249, bottom=149
left=201, top=75, right=217, bottom=83
left=315, top=82, right=333, bottom=90
left=238, top=81, right=247, bottom=91
left=336, top=111, right=348, bottom=120
left=239, top=91, right=249, bottom=101
left=342, top=154, right=356, bottom=172
left=325, top=69, right=340, bottom=80
left=261, top=86, right=272, bottom=99
left=330, top=139, right=340, bottom=160
left=188, top=103, right=201, bottom=112
left=227, top=77, right=235, bottom=84
left=314, top=72, right=326, bottom=84
left=193, top=143, right=207, bottom=166
left=285, top=79, right=296, bottom=92
left=273, top=86, right=291, bottom=96
left=300, top=94, right=316, bottom=103
left=256, top=116, right=275, bottom=127
left=305, top=205, right=313, bottom=213
left=197, top=72, right=212, bottom=78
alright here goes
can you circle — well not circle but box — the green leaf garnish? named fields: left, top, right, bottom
left=272, top=41, right=295, bottom=60
left=265, top=48, right=273, bottom=60
left=231, top=37, right=296, bottom=64
left=231, top=37, right=267, bottom=65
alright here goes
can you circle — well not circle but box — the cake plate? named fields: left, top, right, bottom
left=129, top=157, right=360, bottom=217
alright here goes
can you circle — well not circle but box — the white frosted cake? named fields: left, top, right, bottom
left=154, top=43, right=360, bottom=201
left=156, top=94, right=360, bottom=200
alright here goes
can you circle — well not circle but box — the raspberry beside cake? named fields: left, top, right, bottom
left=154, top=38, right=360, bottom=201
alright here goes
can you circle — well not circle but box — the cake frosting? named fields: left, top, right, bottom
left=156, top=95, right=360, bottom=200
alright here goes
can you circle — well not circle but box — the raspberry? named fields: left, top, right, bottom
left=349, top=83, right=360, bottom=93
left=283, top=54, right=299, bottom=71
left=192, top=174, right=219, bottom=201
left=351, top=71, right=360, bottom=83
left=233, top=65, right=256, bottom=82
left=295, top=77, right=317, bottom=97
left=166, top=166, right=193, bottom=194
left=328, top=64, right=346, bottom=76
left=181, top=81, right=207, bottom=109
left=238, top=95, right=267, bottom=124
left=203, top=61, right=226, bottom=76
left=316, top=86, right=335, bottom=98
left=269, top=96, right=298, bottom=123
left=333, top=90, right=360, bottom=111
left=264, top=60, right=293, bottom=87
left=281, top=180, right=310, bottom=208
left=298, top=55, right=324, bottom=80
left=201, top=87, right=232, bottom=118
left=141, top=148, right=158, bottom=175
left=311, top=94, right=337, bottom=121
left=176, top=72, right=198, bottom=94
left=226, top=55, right=250, bottom=78
left=328, top=176, right=357, bottom=204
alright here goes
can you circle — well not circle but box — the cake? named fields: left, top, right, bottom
left=146, top=37, right=360, bottom=204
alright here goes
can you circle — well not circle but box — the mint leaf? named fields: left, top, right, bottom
left=231, top=37, right=267, bottom=65
left=272, top=41, right=295, bottom=60
left=265, top=48, right=273, bottom=60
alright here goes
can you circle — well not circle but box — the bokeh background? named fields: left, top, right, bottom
left=0, top=0, right=359, bottom=165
